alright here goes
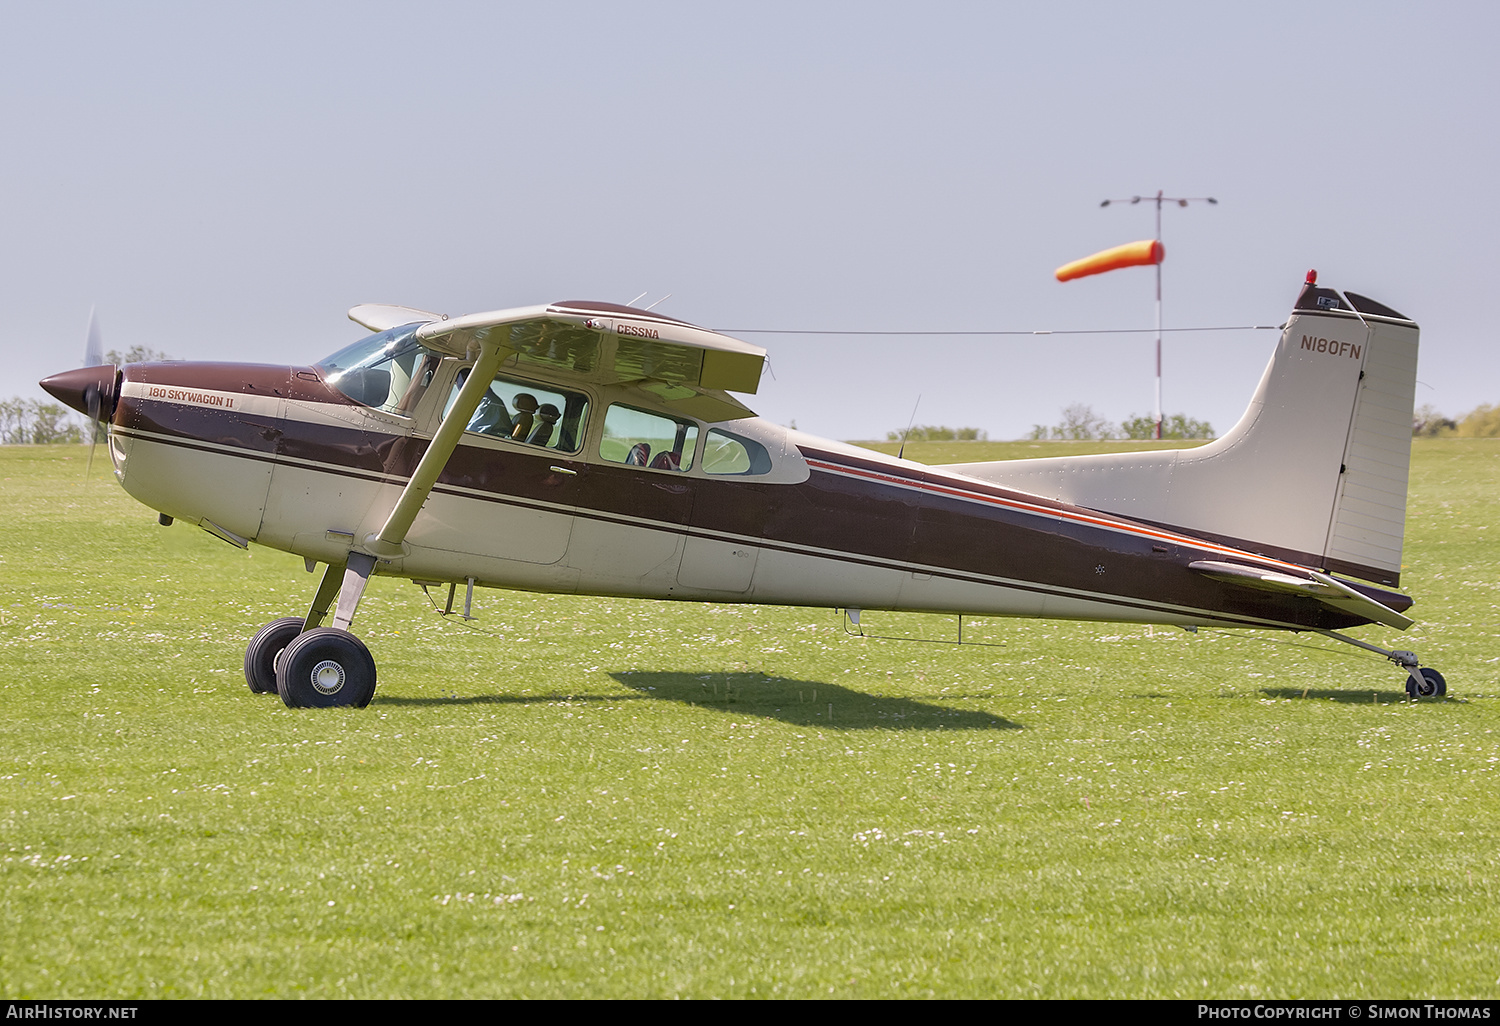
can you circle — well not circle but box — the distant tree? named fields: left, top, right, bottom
left=1027, top=403, right=1116, bottom=440
left=103, top=344, right=174, bottom=364
left=1119, top=412, right=1216, bottom=440
left=0, top=398, right=84, bottom=444
left=1412, top=403, right=1456, bottom=436
left=28, top=403, right=84, bottom=443
left=0, top=398, right=28, bottom=444
left=1453, top=403, right=1500, bottom=438
left=885, top=425, right=989, bottom=442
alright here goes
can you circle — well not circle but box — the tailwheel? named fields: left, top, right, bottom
left=1406, top=667, right=1446, bottom=700
left=275, top=628, right=378, bottom=708
left=244, top=617, right=306, bottom=694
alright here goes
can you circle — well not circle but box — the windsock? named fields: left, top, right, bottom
left=1055, top=239, right=1164, bottom=282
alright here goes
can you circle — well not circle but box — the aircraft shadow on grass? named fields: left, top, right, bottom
left=609, top=671, right=1020, bottom=731
left=377, top=673, right=1018, bottom=729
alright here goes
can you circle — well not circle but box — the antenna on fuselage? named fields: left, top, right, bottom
left=897, top=395, right=922, bottom=461
left=626, top=291, right=650, bottom=306
left=642, top=294, right=673, bottom=311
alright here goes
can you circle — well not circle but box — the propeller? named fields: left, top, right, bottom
left=82, top=308, right=108, bottom=479
left=39, top=307, right=118, bottom=481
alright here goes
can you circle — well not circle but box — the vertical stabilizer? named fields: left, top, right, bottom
left=940, top=279, right=1419, bottom=586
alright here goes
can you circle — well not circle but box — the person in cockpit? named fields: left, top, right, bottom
left=468, top=387, right=513, bottom=436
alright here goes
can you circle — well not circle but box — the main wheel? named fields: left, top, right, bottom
left=244, top=617, right=306, bottom=694
left=275, top=628, right=377, bottom=708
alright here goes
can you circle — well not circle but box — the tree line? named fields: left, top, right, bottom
left=888, top=399, right=1500, bottom=444
left=1413, top=403, right=1500, bottom=437
left=0, top=399, right=84, bottom=444
left=1026, top=404, right=1215, bottom=441
left=885, top=425, right=989, bottom=442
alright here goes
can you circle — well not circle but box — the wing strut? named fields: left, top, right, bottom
left=329, top=338, right=511, bottom=631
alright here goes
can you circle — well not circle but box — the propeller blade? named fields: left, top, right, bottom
left=84, top=384, right=101, bottom=480
left=84, top=307, right=103, bottom=369
left=83, top=308, right=105, bottom=481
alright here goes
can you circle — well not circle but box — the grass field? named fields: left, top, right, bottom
left=2, top=439, right=1498, bottom=998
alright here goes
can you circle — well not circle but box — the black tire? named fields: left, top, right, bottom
left=1418, top=667, right=1446, bottom=698
left=244, top=617, right=306, bottom=694
left=275, top=628, right=377, bottom=708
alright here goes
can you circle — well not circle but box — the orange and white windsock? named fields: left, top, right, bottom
left=1055, top=239, right=1164, bottom=282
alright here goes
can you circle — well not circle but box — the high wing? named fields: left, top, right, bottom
left=393, top=299, right=767, bottom=423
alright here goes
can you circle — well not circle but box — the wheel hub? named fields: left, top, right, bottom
left=311, top=659, right=346, bottom=695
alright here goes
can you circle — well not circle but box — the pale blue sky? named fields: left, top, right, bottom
left=3, top=1, right=1496, bottom=440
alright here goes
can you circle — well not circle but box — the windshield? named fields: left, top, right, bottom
left=315, top=323, right=439, bottom=414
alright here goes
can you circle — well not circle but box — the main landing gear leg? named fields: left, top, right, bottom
left=1315, top=629, right=1447, bottom=700
left=303, top=561, right=345, bottom=630
left=250, top=554, right=379, bottom=709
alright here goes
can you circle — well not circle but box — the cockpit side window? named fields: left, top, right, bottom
left=600, top=404, right=698, bottom=472
left=702, top=428, right=772, bottom=475
left=443, top=369, right=590, bottom=454
left=316, top=323, right=435, bottom=416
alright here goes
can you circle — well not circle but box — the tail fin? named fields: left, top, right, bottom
left=941, top=278, right=1419, bottom=586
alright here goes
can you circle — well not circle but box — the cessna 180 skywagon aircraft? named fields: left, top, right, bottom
left=41, top=272, right=1443, bottom=707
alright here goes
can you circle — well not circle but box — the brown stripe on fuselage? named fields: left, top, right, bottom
left=799, top=445, right=1406, bottom=595
left=1121, top=516, right=1405, bottom=595
left=796, top=445, right=1403, bottom=591
left=789, top=450, right=1371, bottom=630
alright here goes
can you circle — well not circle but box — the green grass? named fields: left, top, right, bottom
left=2, top=440, right=1498, bottom=998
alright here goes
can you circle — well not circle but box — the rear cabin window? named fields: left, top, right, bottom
left=600, top=405, right=698, bottom=472
left=702, top=428, right=773, bottom=475
left=444, top=370, right=589, bottom=453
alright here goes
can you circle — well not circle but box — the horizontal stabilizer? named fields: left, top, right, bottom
left=1188, top=560, right=1413, bottom=630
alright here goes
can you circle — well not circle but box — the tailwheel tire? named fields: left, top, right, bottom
left=275, top=628, right=377, bottom=709
left=1405, top=667, right=1446, bottom=700
left=244, top=617, right=306, bottom=694
left=1411, top=667, right=1446, bottom=699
